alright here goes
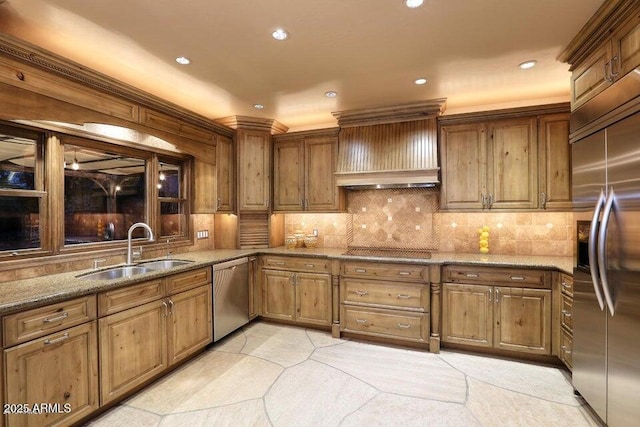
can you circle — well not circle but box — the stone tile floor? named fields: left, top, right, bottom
left=87, top=322, right=601, bottom=426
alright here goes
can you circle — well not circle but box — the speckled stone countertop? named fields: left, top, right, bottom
left=0, top=248, right=573, bottom=315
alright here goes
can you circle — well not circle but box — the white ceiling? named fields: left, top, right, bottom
left=0, top=0, right=603, bottom=131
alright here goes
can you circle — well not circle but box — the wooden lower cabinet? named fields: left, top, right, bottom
left=262, top=267, right=332, bottom=327
left=341, top=306, right=429, bottom=344
left=167, top=285, right=213, bottom=366
left=4, top=321, right=99, bottom=427
left=442, top=283, right=552, bottom=355
left=99, top=300, right=167, bottom=405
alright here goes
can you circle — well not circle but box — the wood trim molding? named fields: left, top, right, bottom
left=332, top=99, right=447, bottom=127
left=335, top=169, right=440, bottom=187
left=272, top=127, right=339, bottom=141
left=438, top=103, right=570, bottom=125
left=0, top=33, right=234, bottom=137
left=216, top=115, right=289, bottom=134
left=557, top=0, right=638, bottom=66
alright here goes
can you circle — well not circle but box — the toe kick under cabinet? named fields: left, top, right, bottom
left=442, top=265, right=552, bottom=355
left=340, top=261, right=430, bottom=347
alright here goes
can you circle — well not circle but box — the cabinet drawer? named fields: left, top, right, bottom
left=341, top=278, right=429, bottom=312
left=3, top=295, right=97, bottom=347
left=341, top=306, right=429, bottom=343
left=443, top=265, right=550, bottom=289
left=560, top=273, right=574, bottom=297
left=98, top=279, right=165, bottom=317
left=166, top=267, right=212, bottom=295
left=262, top=256, right=330, bottom=273
left=341, top=262, right=429, bottom=283
left=561, top=294, right=573, bottom=332
left=560, top=328, right=573, bottom=370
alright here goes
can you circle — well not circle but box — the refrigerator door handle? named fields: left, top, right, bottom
left=597, top=187, right=616, bottom=316
left=589, top=188, right=607, bottom=311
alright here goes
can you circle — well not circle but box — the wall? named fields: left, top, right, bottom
left=284, top=188, right=573, bottom=256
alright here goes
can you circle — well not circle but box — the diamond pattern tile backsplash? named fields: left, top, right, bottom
left=283, top=189, right=574, bottom=256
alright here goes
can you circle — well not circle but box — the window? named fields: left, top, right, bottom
left=158, top=160, right=188, bottom=238
left=0, top=125, right=45, bottom=252
left=63, top=142, right=147, bottom=245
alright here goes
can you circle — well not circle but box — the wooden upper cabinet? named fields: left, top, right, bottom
left=238, top=129, right=271, bottom=211
left=273, top=139, right=304, bottom=211
left=612, top=11, right=640, bottom=80
left=487, top=117, right=538, bottom=209
left=570, top=42, right=613, bottom=110
left=273, top=130, right=342, bottom=212
left=538, top=113, right=572, bottom=209
left=216, top=134, right=235, bottom=212
left=440, top=123, right=487, bottom=210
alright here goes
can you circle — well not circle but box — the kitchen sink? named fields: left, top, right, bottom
left=78, top=266, right=150, bottom=280
left=137, top=259, right=194, bottom=270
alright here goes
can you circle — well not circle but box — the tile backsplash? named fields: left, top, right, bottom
left=284, top=189, right=573, bottom=256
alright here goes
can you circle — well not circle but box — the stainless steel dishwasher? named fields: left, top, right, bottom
left=213, top=257, right=249, bottom=341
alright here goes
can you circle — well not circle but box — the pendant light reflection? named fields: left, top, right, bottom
left=71, top=151, right=80, bottom=170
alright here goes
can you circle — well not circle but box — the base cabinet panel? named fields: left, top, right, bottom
left=262, top=270, right=296, bottom=321
left=167, top=285, right=213, bottom=366
left=442, top=283, right=493, bottom=348
left=98, top=300, right=167, bottom=405
left=4, top=322, right=98, bottom=427
left=295, top=273, right=332, bottom=326
left=341, top=306, right=429, bottom=343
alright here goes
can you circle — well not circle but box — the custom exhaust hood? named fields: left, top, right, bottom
left=332, top=99, right=446, bottom=188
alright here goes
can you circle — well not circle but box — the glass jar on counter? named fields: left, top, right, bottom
left=285, top=235, right=297, bottom=249
left=304, top=234, right=318, bottom=248
left=294, top=230, right=305, bottom=248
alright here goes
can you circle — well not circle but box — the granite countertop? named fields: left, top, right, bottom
left=0, top=248, right=573, bottom=315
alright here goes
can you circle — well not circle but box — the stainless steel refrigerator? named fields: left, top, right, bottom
left=572, top=99, right=640, bottom=425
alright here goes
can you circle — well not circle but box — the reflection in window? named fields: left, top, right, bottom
left=64, top=145, right=146, bottom=244
left=0, top=126, right=42, bottom=251
left=158, top=162, right=186, bottom=238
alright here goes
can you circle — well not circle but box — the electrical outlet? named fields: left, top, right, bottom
left=196, top=230, right=209, bottom=239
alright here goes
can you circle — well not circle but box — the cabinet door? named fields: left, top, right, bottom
left=305, top=135, right=341, bottom=211
left=612, top=11, right=640, bottom=81
left=193, top=159, right=216, bottom=213
left=494, top=287, right=551, bottom=355
left=216, top=134, right=235, bottom=212
left=4, top=322, right=98, bottom=427
left=167, top=285, right=212, bottom=366
left=238, top=129, right=270, bottom=211
left=439, top=123, right=487, bottom=210
left=295, top=272, right=332, bottom=326
left=442, top=283, right=493, bottom=348
left=262, top=270, right=295, bottom=321
left=273, top=139, right=304, bottom=211
left=99, top=300, right=167, bottom=405
left=538, top=114, right=571, bottom=209
left=571, top=42, right=613, bottom=110
left=487, top=118, right=538, bottom=209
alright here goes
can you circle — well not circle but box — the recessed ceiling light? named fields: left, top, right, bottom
left=272, top=28, right=289, bottom=41
left=519, top=60, right=537, bottom=69
left=175, top=56, right=190, bottom=65
left=404, top=0, right=424, bottom=8
left=254, top=104, right=265, bottom=109
left=414, top=78, right=427, bottom=85
left=325, top=91, right=338, bottom=98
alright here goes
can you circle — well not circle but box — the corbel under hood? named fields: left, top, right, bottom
left=333, top=99, right=446, bottom=188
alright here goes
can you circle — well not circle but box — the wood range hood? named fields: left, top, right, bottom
left=332, top=99, right=446, bottom=188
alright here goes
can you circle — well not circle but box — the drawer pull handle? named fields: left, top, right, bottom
left=397, top=323, right=411, bottom=329
left=356, top=318, right=368, bottom=324
left=274, top=261, right=286, bottom=266
left=397, top=294, right=412, bottom=299
left=510, top=276, right=525, bottom=281
left=44, top=333, right=69, bottom=346
left=42, top=312, right=69, bottom=323
left=355, top=290, right=369, bottom=296
left=398, top=271, right=411, bottom=276
left=355, top=268, right=367, bottom=273
left=561, top=310, right=572, bottom=317
left=305, top=264, right=315, bottom=268
left=561, top=282, right=572, bottom=289
left=465, top=273, right=479, bottom=278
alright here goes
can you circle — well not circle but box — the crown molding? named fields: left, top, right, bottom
left=216, top=115, right=289, bottom=134
left=332, top=99, right=446, bottom=127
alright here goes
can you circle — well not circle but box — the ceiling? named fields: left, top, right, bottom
left=0, top=0, right=604, bottom=131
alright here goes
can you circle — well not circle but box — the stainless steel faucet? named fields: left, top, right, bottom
left=127, top=222, right=154, bottom=264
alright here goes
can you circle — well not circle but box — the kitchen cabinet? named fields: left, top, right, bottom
left=2, top=296, right=99, bottom=427
left=439, top=107, right=570, bottom=211
left=261, top=256, right=332, bottom=327
left=248, top=256, right=260, bottom=319
left=216, top=134, right=235, bottom=212
left=339, top=261, right=430, bottom=346
left=557, top=273, right=574, bottom=370
left=442, top=265, right=552, bottom=355
left=237, top=129, right=271, bottom=211
left=273, top=130, right=342, bottom=212
left=99, top=267, right=212, bottom=404
left=569, top=10, right=640, bottom=110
